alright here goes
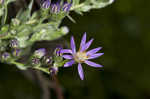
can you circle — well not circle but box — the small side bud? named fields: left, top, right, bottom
left=32, top=58, right=40, bottom=65
left=11, top=19, right=20, bottom=26
left=49, top=67, right=58, bottom=75
left=62, top=2, right=72, bottom=12
left=41, top=0, right=51, bottom=9
left=51, top=3, right=61, bottom=13
left=54, top=46, right=63, bottom=56
left=42, top=56, right=53, bottom=66
left=12, top=49, right=21, bottom=57
left=34, top=48, right=46, bottom=58
left=10, top=39, right=18, bottom=48
left=1, top=52, right=10, bottom=61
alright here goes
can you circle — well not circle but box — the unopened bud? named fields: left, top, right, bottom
left=12, top=49, right=21, bottom=57
left=34, top=48, right=46, bottom=58
left=41, top=0, right=51, bottom=9
left=51, top=3, right=61, bottom=13
left=11, top=19, right=20, bottom=26
left=1, top=52, right=10, bottom=60
left=10, top=39, right=18, bottom=48
left=42, top=56, right=53, bottom=65
left=62, top=2, right=72, bottom=12
left=54, top=46, right=63, bottom=56
left=49, top=67, right=58, bottom=75
left=32, top=58, right=40, bottom=65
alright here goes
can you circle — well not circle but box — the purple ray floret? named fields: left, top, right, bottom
left=80, top=33, right=86, bottom=48
left=62, top=32, right=104, bottom=80
left=71, top=36, right=76, bottom=54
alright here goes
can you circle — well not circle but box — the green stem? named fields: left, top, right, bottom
left=4, top=5, right=7, bottom=24
left=33, top=66, right=50, bottom=74
left=71, top=3, right=85, bottom=10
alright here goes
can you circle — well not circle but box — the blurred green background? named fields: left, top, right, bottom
left=0, top=0, right=150, bottom=99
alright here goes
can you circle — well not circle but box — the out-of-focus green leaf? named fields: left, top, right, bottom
left=29, top=24, right=69, bottom=42
left=71, top=0, right=114, bottom=13
left=15, top=0, right=33, bottom=22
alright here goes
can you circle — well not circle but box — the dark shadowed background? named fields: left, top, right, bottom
left=0, top=0, right=150, bottom=99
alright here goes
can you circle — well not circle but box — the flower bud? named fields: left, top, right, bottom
left=62, top=2, right=72, bottom=12
left=1, top=52, right=10, bottom=60
left=41, top=0, right=51, bottom=9
left=49, top=67, right=58, bottom=75
left=54, top=46, right=63, bottom=56
left=32, top=58, right=40, bottom=65
left=10, top=39, right=18, bottom=48
left=42, top=56, right=53, bottom=65
left=51, top=3, right=61, bottom=13
left=12, top=49, right=21, bottom=57
left=34, top=48, right=46, bottom=58
left=11, top=19, right=20, bottom=26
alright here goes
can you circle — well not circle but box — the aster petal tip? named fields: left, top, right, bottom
left=87, top=47, right=103, bottom=55
left=88, top=53, right=104, bottom=59
left=82, top=33, right=86, bottom=44
left=78, top=63, right=84, bottom=80
left=71, top=36, right=76, bottom=53
left=83, top=32, right=87, bottom=39
left=80, top=33, right=87, bottom=51
left=83, top=38, right=94, bottom=51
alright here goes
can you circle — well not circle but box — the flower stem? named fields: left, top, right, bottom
left=51, top=74, right=64, bottom=99
left=71, top=3, right=85, bottom=10
left=2, top=4, right=8, bottom=25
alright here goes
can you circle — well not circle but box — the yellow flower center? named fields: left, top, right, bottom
left=74, top=51, right=88, bottom=63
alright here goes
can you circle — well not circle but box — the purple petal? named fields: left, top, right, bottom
left=62, top=55, right=73, bottom=59
left=60, top=49, right=72, bottom=54
left=78, top=63, right=84, bottom=80
left=80, top=32, right=86, bottom=50
left=87, top=47, right=102, bottom=55
left=64, top=60, right=75, bottom=67
left=88, top=53, right=104, bottom=59
left=82, top=39, right=94, bottom=51
left=85, top=60, right=103, bottom=67
left=71, top=36, right=76, bottom=54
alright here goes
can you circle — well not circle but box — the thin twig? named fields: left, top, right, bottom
left=22, top=69, right=52, bottom=99
left=51, top=74, right=64, bottom=99
left=36, top=70, right=51, bottom=99
left=22, top=69, right=64, bottom=99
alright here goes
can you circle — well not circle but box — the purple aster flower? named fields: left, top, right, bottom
left=61, top=32, right=104, bottom=80
left=43, top=56, right=53, bottom=65
left=41, top=0, right=51, bottom=9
